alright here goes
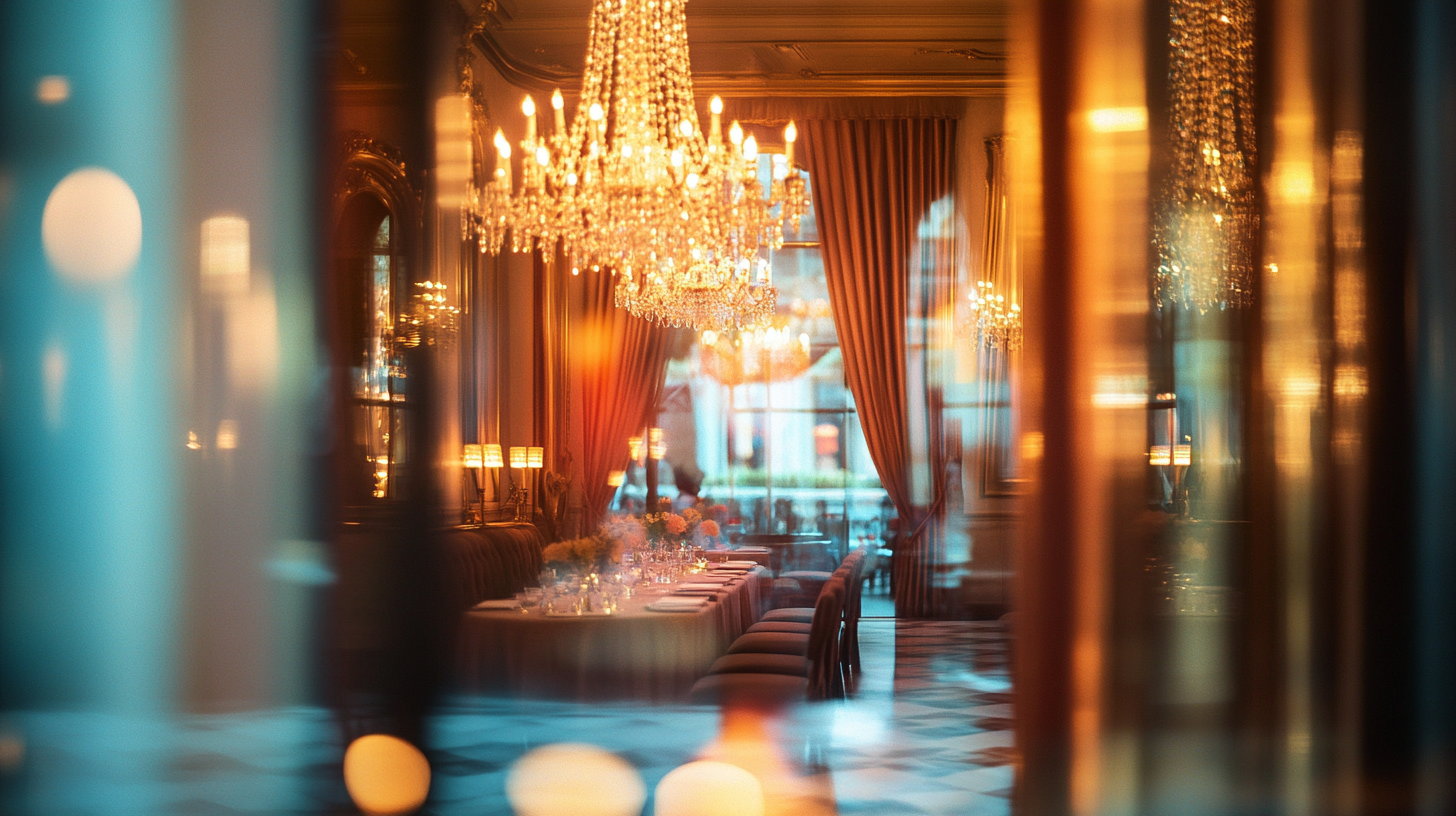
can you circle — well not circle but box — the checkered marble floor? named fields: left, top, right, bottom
left=820, top=619, right=1015, bottom=816
left=0, top=618, right=1015, bottom=815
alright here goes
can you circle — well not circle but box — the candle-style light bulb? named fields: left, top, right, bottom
left=522, top=95, right=537, bottom=141
left=494, top=128, right=513, bottom=191
left=743, top=134, right=758, bottom=161
left=784, top=120, right=797, bottom=166
left=551, top=89, right=566, bottom=133
left=709, top=96, right=724, bottom=147
left=729, top=121, right=743, bottom=146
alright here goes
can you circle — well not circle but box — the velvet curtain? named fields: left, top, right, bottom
left=572, top=268, right=671, bottom=529
left=801, top=118, right=957, bottom=617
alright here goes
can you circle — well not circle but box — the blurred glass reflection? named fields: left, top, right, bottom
left=2, top=1, right=1455, bottom=815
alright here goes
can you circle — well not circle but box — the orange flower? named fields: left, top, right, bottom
left=665, top=514, right=688, bottom=535
left=699, top=519, right=720, bottom=538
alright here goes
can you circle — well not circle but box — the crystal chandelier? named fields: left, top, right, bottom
left=699, top=319, right=814, bottom=387
left=1152, top=0, right=1257, bottom=311
left=967, top=280, right=1023, bottom=351
left=464, top=0, right=808, bottom=331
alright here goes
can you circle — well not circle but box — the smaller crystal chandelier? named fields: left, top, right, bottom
left=967, top=280, right=1023, bottom=351
left=462, top=0, right=808, bottom=332
left=394, top=280, right=460, bottom=349
left=699, top=321, right=813, bottom=387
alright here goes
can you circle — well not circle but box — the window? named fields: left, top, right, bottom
left=621, top=162, right=893, bottom=566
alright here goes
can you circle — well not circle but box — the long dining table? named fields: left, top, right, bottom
left=455, top=565, right=769, bottom=702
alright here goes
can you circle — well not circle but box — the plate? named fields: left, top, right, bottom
left=473, top=599, right=522, bottom=610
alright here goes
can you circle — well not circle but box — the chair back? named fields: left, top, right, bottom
left=806, top=576, right=847, bottom=700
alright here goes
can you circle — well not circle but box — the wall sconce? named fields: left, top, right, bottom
left=1149, top=445, right=1172, bottom=466
left=483, top=443, right=504, bottom=469
left=607, top=470, right=626, bottom=488
left=507, top=446, right=530, bottom=522
left=463, top=444, right=484, bottom=524
left=527, top=446, right=544, bottom=469
left=1172, top=444, right=1192, bottom=467
left=463, top=444, right=484, bottom=470
left=628, top=435, right=644, bottom=463
left=648, top=427, right=666, bottom=460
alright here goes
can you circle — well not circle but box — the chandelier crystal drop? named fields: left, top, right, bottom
left=1153, top=0, right=1257, bottom=312
left=464, top=0, right=808, bottom=331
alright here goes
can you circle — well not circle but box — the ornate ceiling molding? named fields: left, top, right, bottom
left=471, top=29, right=1006, bottom=98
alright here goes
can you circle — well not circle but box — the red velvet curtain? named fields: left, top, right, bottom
left=801, top=119, right=956, bottom=617
left=573, top=269, right=671, bottom=529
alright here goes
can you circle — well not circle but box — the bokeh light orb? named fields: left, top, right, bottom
left=343, top=734, right=431, bottom=816
left=654, top=761, right=765, bottom=816
left=505, top=743, right=646, bottom=816
left=42, top=167, right=142, bottom=285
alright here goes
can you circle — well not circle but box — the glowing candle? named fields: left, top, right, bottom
left=710, top=96, right=723, bottom=146
left=494, top=129, right=512, bottom=191
left=784, top=120, right=797, bottom=167
left=551, top=89, right=566, bottom=133
left=522, top=95, right=537, bottom=142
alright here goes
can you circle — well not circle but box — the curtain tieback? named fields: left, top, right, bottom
left=903, top=488, right=948, bottom=545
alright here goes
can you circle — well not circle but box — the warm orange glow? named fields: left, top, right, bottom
left=35, top=75, right=69, bottom=104
left=1086, top=106, right=1148, bottom=133
left=42, top=167, right=142, bottom=285
left=607, top=470, right=626, bottom=488
left=527, top=446, right=544, bottom=469
left=655, top=761, right=765, bottom=816
left=509, top=446, right=528, bottom=469
left=343, top=734, right=431, bottom=816
left=648, top=427, right=666, bottom=460
left=628, top=435, right=644, bottom=462
left=435, top=95, right=473, bottom=207
left=505, top=743, right=645, bottom=816
left=1149, top=445, right=1172, bottom=466
left=200, top=215, right=250, bottom=296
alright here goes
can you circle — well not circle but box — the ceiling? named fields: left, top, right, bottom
left=465, top=0, right=1010, bottom=97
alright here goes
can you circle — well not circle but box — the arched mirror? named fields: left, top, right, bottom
left=333, top=135, right=421, bottom=509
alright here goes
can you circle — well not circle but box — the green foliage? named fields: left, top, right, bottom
left=702, top=468, right=881, bottom=490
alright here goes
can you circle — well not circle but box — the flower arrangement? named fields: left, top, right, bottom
left=642, top=506, right=723, bottom=547
left=541, top=533, right=623, bottom=573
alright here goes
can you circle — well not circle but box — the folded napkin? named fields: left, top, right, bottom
left=647, top=597, right=709, bottom=612
left=473, top=599, right=522, bottom=610
left=687, top=574, right=736, bottom=583
left=709, top=561, right=757, bottom=570
left=733, top=547, right=771, bottom=553
left=676, top=582, right=723, bottom=591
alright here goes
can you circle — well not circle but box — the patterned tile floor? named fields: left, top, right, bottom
left=823, top=619, right=1015, bottom=815
left=0, top=608, right=1015, bottom=815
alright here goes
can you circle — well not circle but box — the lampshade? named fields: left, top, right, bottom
left=648, top=427, right=666, bottom=460
left=483, top=443, right=504, bottom=468
left=607, top=470, right=626, bottom=488
left=528, top=446, right=544, bottom=469
left=628, top=436, right=644, bottom=462
left=1149, top=445, right=1172, bottom=467
left=1172, top=444, right=1192, bottom=467
left=509, top=446, right=528, bottom=468
left=462, top=444, right=484, bottom=470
